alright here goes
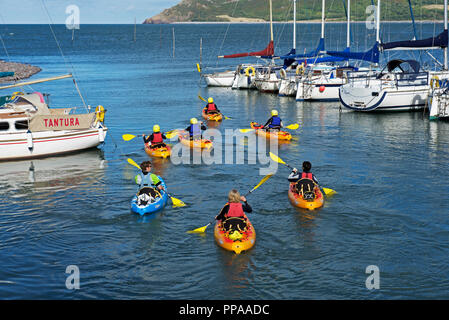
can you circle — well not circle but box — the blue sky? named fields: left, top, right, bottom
left=0, top=0, right=180, bottom=24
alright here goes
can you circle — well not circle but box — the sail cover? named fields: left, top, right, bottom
left=381, top=29, right=448, bottom=51
left=327, top=43, right=380, bottom=64
left=221, top=41, right=274, bottom=58
left=280, top=38, right=325, bottom=60
left=282, top=48, right=296, bottom=69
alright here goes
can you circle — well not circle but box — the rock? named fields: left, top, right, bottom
left=0, top=60, right=42, bottom=84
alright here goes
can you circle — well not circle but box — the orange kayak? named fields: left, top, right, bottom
left=144, top=143, right=171, bottom=158
left=250, top=122, right=292, bottom=140
left=288, top=182, right=324, bottom=210
left=202, top=109, right=223, bottom=122
left=214, top=214, right=256, bottom=254
left=178, top=132, right=213, bottom=149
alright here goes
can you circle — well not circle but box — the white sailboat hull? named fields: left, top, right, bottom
left=0, top=128, right=107, bottom=161
left=429, top=87, right=449, bottom=119
left=278, top=77, right=297, bottom=96
left=339, top=84, right=429, bottom=111
left=203, top=71, right=235, bottom=87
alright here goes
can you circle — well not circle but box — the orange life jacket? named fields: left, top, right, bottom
left=226, top=202, right=244, bottom=218
left=151, top=132, right=163, bottom=145
left=207, top=103, right=217, bottom=112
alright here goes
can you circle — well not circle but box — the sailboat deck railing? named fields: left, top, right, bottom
left=346, top=71, right=429, bottom=90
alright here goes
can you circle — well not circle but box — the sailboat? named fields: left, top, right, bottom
left=0, top=75, right=107, bottom=161
left=428, top=0, right=449, bottom=120
left=202, top=0, right=275, bottom=88
left=224, top=0, right=275, bottom=90
left=338, top=0, right=449, bottom=112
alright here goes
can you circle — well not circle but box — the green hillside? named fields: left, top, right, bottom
left=144, top=0, right=449, bottom=24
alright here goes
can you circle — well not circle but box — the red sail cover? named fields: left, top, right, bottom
left=222, top=41, right=274, bottom=58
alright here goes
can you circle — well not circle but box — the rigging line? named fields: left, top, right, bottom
left=212, top=0, right=240, bottom=68
left=40, top=0, right=88, bottom=111
left=275, top=0, right=294, bottom=54
left=0, top=13, right=12, bottom=63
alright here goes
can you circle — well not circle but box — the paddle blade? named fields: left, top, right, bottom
left=198, top=95, right=206, bottom=102
left=165, top=131, right=178, bottom=139
left=224, top=116, right=232, bottom=120
left=127, top=158, right=141, bottom=170
left=171, top=196, right=186, bottom=207
left=323, top=188, right=337, bottom=196
left=239, top=129, right=254, bottom=133
left=196, top=63, right=201, bottom=73
left=122, top=134, right=137, bottom=141
left=251, top=174, right=273, bottom=192
left=286, top=123, right=299, bottom=130
left=187, top=223, right=209, bottom=234
left=269, top=152, right=286, bottom=165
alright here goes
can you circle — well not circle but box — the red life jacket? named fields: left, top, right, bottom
left=151, top=132, right=163, bottom=145
left=226, top=202, right=244, bottom=218
left=301, top=172, right=313, bottom=180
left=207, top=103, right=217, bottom=112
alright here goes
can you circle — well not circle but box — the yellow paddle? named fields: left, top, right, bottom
left=268, top=152, right=337, bottom=197
left=239, top=123, right=299, bottom=133
left=198, top=95, right=232, bottom=120
left=127, top=158, right=186, bottom=207
left=187, top=173, right=273, bottom=234
left=122, top=130, right=178, bottom=141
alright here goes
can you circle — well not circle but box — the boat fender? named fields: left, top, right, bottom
left=244, top=66, right=255, bottom=77
left=26, top=130, right=33, bottom=151
left=430, top=76, right=440, bottom=89
left=280, top=68, right=287, bottom=79
left=296, top=63, right=305, bottom=75
left=319, top=85, right=325, bottom=92
left=95, top=105, right=106, bottom=125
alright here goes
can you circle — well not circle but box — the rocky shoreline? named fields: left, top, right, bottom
left=0, top=60, right=41, bottom=84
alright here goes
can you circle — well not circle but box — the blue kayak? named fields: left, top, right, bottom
left=130, top=177, right=168, bottom=216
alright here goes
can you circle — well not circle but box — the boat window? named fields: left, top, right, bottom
left=0, top=122, right=10, bottom=131
left=15, top=120, right=28, bottom=130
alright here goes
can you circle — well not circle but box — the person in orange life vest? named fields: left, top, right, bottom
left=185, top=118, right=207, bottom=140
left=263, top=109, right=283, bottom=131
left=142, top=125, right=166, bottom=149
left=288, top=161, right=319, bottom=185
left=204, top=97, right=220, bottom=114
left=215, top=189, right=252, bottom=232
left=288, top=161, right=320, bottom=195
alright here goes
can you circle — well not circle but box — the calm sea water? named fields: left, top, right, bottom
left=1, top=22, right=449, bottom=299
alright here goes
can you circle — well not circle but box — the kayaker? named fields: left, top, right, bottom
left=215, top=189, right=252, bottom=231
left=135, top=160, right=165, bottom=192
left=263, top=110, right=283, bottom=131
left=288, top=161, right=320, bottom=195
left=185, top=118, right=207, bottom=140
left=205, top=97, right=220, bottom=114
left=142, top=125, right=167, bottom=149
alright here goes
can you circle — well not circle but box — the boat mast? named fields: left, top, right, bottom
left=445, top=0, right=448, bottom=70
left=376, top=0, right=381, bottom=44
left=321, top=0, right=325, bottom=39
left=293, top=0, right=297, bottom=50
left=346, top=0, right=350, bottom=49
left=269, top=0, right=273, bottom=42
